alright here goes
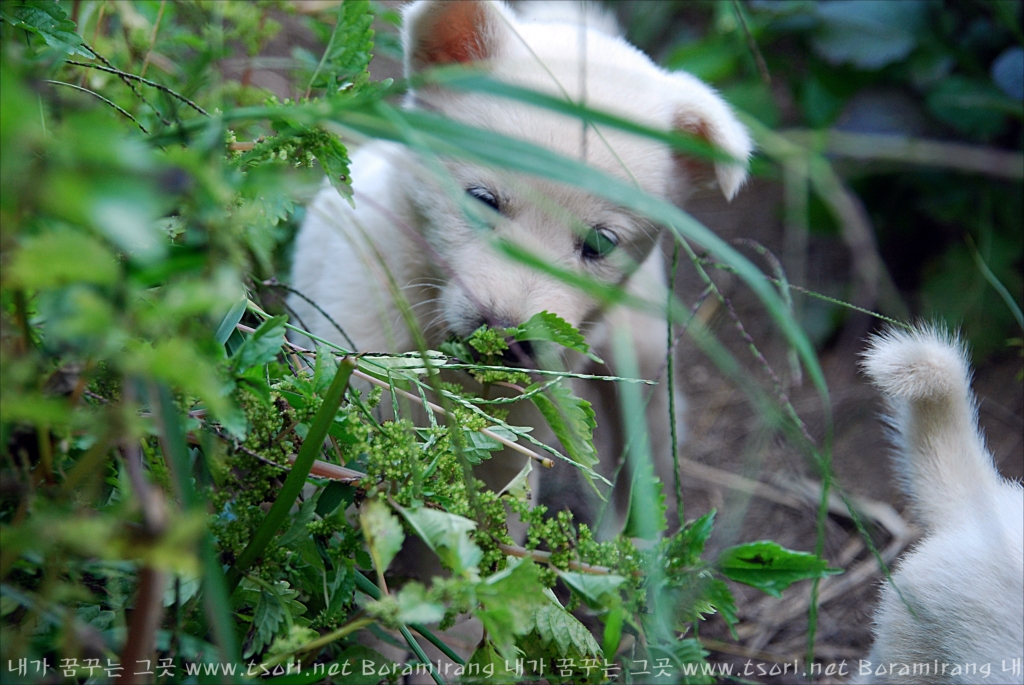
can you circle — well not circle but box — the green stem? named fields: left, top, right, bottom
left=353, top=571, right=465, bottom=666
left=225, top=357, right=357, bottom=591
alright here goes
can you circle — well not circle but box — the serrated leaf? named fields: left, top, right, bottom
left=528, top=381, right=598, bottom=471
left=665, top=510, right=716, bottom=571
left=530, top=600, right=600, bottom=658
left=716, top=541, right=841, bottom=598
left=476, top=559, right=548, bottom=656
left=309, top=0, right=374, bottom=91
left=702, top=578, right=738, bottom=636
left=467, top=642, right=515, bottom=684
left=394, top=504, right=482, bottom=577
left=323, top=561, right=356, bottom=624
left=394, top=582, right=445, bottom=625
left=241, top=579, right=307, bottom=659
left=359, top=499, right=404, bottom=578
left=0, top=1, right=91, bottom=57
left=461, top=429, right=502, bottom=465
left=515, top=310, right=602, bottom=362
left=645, top=638, right=712, bottom=685
left=231, top=315, right=287, bottom=373
left=308, top=130, right=355, bottom=200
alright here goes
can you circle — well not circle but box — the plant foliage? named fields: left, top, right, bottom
left=11, top=1, right=1014, bottom=683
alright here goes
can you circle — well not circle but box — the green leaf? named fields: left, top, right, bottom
left=307, top=129, right=356, bottom=201
left=702, top=578, right=738, bottom=636
left=466, top=642, right=513, bottom=684
left=514, top=311, right=602, bottom=363
left=394, top=582, right=445, bottom=625
left=528, top=381, right=598, bottom=471
left=644, top=638, right=712, bottom=685
left=0, top=0, right=91, bottom=57
left=602, top=605, right=625, bottom=661
left=358, top=352, right=448, bottom=379
left=460, top=429, right=502, bottom=465
left=215, top=297, right=249, bottom=346
left=926, top=76, right=1017, bottom=140
left=313, top=344, right=340, bottom=393
left=559, top=572, right=626, bottom=610
left=716, top=541, right=841, bottom=598
left=125, top=339, right=244, bottom=434
left=316, top=481, right=356, bottom=517
left=530, top=598, right=600, bottom=658
left=231, top=315, right=287, bottom=373
left=306, top=0, right=374, bottom=92
left=239, top=579, right=307, bottom=658
left=621, top=456, right=667, bottom=540
left=665, top=510, right=716, bottom=571
left=360, top=498, right=405, bottom=578
left=9, top=229, right=120, bottom=289
left=394, top=505, right=482, bottom=577
left=809, top=0, right=926, bottom=70
left=476, top=559, right=548, bottom=656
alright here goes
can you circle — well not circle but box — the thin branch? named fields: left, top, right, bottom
left=783, top=129, right=1024, bottom=179
left=262, top=278, right=358, bottom=351
left=139, top=0, right=167, bottom=79
left=66, top=60, right=209, bottom=116
left=80, top=42, right=171, bottom=126
left=498, top=543, right=622, bottom=575
left=235, top=323, right=555, bottom=468
left=44, top=80, right=149, bottom=133
left=731, top=0, right=771, bottom=84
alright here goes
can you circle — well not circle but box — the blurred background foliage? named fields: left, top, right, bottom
left=1, top=0, right=1021, bottom=683
left=612, top=0, right=1022, bottom=359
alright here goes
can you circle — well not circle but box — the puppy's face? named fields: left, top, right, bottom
left=400, top=0, right=752, bottom=357
left=405, top=160, right=659, bottom=341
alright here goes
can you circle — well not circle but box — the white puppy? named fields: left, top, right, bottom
left=858, top=327, right=1024, bottom=684
left=289, top=0, right=751, bottom=517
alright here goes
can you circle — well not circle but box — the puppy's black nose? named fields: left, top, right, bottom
left=501, top=339, right=535, bottom=367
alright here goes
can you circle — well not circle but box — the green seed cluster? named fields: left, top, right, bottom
left=209, top=389, right=295, bottom=575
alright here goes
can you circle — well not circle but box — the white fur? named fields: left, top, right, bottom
left=289, top=0, right=751, bottom=513
left=858, top=326, right=1024, bottom=684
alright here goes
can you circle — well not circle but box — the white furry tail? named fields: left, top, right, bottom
left=860, top=326, right=1001, bottom=533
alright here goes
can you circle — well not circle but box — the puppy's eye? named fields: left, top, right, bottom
left=580, top=227, right=619, bottom=261
left=467, top=186, right=500, bottom=213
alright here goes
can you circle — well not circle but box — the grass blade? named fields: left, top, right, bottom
left=226, top=356, right=357, bottom=591
left=152, top=383, right=241, bottom=677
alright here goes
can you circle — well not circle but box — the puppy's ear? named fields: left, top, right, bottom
left=669, top=72, right=753, bottom=201
left=403, top=0, right=513, bottom=75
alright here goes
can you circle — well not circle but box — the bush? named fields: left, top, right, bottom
left=1, top=2, right=1019, bottom=684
